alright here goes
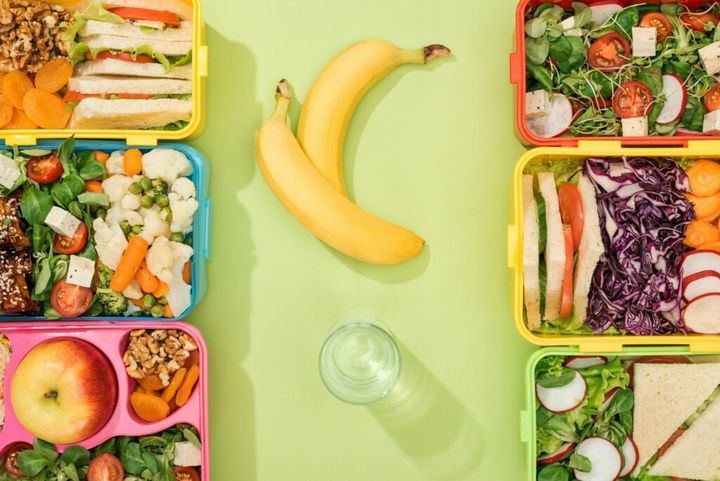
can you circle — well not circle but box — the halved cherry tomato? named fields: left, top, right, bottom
left=640, top=12, right=673, bottom=42
left=108, top=7, right=181, bottom=26
left=588, top=32, right=631, bottom=72
left=63, top=92, right=153, bottom=102
left=558, top=183, right=584, bottom=252
left=613, top=81, right=653, bottom=119
left=681, top=11, right=720, bottom=32
left=26, top=154, right=62, bottom=184
left=85, top=180, right=104, bottom=193
left=51, top=279, right=93, bottom=318
left=88, top=453, right=124, bottom=481
left=3, top=442, right=32, bottom=477
left=86, top=51, right=155, bottom=63
left=53, top=222, right=88, bottom=255
left=173, top=467, right=200, bottom=481
left=559, top=225, right=574, bottom=319
left=706, top=83, right=720, bottom=112
left=590, top=97, right=612, bottom=111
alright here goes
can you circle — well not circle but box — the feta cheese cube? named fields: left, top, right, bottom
left=632, top=27, right=657, bottom=57
left=526, top=90, right=551, bottom=119
left=66, top=255, right=95, bottom=288
left=704, top=109, right=720, bottom=134
left=621, top=116, right=649, bottom=137
left=44, top=206, right=81, bottom=238
left=700, top=41, right=720, bottom=75
left=560, top=16, right=575, bottom=31
left=174, top=441, right=201, bottom=467
left=564, top=28, right=584, bottom=37
left=0, top=154, right=20, bottom=190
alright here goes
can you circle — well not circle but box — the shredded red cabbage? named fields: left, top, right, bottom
left=585, top=157, right=694, bottom=335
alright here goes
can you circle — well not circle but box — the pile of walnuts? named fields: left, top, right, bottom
left=124, top=329, right=198, bottom=387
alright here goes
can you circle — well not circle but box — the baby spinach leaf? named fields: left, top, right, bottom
left=93, top=438, right=117, bottom=456
left=569, top=453, right=592, bottom=472
left=17, top=450, right=51, bottom=477
left=120, top=442, right=145, bottom=475
left=527, top=62, right=554, bottom=91
left=526, top=17, right=547, bottom=38
left=538, top=464, right=569, bottom=481
left=572, top=2, right=592, bottom=29
left=527, top=37, right=550, bottom=64
left=549, top=36, right=572, bottom=62
left=21, top=187, right=53, bottom=225
left=607, top=389, right=634, bottom=415
left=538, top=368, right=576, bottom=388
left=61, top=446, right=91, bottom=466
left=615, top=7, right=639, bottom=36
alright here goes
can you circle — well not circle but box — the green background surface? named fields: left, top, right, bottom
left=187, top=0, right=534, bottom=479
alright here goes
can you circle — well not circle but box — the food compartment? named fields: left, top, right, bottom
left=0, top=139, right=209, bottom=321
left=0, top=322, right=208, bottom=480
left=511, top=0, right=720, bottom=146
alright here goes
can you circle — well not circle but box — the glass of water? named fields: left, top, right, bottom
left=319, top=314, right=401, bottom=405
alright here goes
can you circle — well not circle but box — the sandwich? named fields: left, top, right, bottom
left=63, top=0, right=193, bottom=130
left=537, top=172, right=565, bottom=321
left=572, top=174, right=604, bottom=323
left=522, top=174, right=541, bottom=330
left=633, top=362, right=720, bottom=476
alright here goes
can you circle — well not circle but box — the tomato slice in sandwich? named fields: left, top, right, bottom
left=558, top=183, right=584, bottom=252
left=86, top=51, right=155, bottom=64
left=559, top=225, right=574, bottom=319
left=63, top=92, right=153, bottom=102
left=109, top=7, right=181, bottom=26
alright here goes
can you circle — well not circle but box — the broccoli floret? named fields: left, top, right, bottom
left=96, top=265, right=127, bottom=315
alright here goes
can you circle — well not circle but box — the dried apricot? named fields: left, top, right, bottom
left=5, top=109, right=37, bottom=129
left=0, top=95, right=13, bottom=128
left=137, top=373, right=165, bottom=391
left=23, top=88, right=71, bottom=129
left=34, top=59, right=73, bottom=93
left=2, top=71, right=34, bottom=110
left=175, top=364, right=199, bottom=407
left=161, top=367, right=187, bottom=403
left=183, top=349, right=200, bottom=368
left=130, top=391, right=170, bottom=422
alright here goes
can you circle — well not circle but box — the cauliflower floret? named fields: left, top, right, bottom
left=171, top=177, right=196, bottom=200
left=121, top=193, right=141, bottom=210
left=142, top=149, right=192, bottom=183
left=139, top=206, right=170, bottom=245
left=105, top=203, right=143, bottom=227
left=166, top=242, right=194, bottom=317
left=126, top=211, right=143, bottom=226
left=122, top=278, right=143, bottom=300
left=169, top=193, right=198, bottom=234
left=93, top=218, right=128, bottom=270
left=102, top=175, right=133, bottom=203
left=106, top=151, right=125, bottom=175
left=146, top=236, right=174, bottom=283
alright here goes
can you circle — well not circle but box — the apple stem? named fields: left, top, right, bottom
left=44, top=391, right=58, bottom=399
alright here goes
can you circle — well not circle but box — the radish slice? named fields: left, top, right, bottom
left=681, top=251, right=720, bottom=279
left=682, top=271, right=720, bottom=303
left=536, top=371, right=587, bottom=413
left=591, top=2, right=623, bottom=27
left=565, top=356, right=608, bottom=369
left=574, top=437, right=623, bottom=481
left=538, top=442, right=575, bottom=465
left=619, top=436, right=639, bottom=477
left=600, top=387, right=620, bottom=413
left=526, top=94, right=573, bottom=139
left=657, top=74, right=688, bottom=124
left=683, top=293, right=720, bottom=334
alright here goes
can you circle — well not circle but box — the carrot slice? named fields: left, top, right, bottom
left=95, top=150, right=110, bottom=165
left=124, top=149, right=143, bottom=175
left=136, top=262, right=159, bottom=293
left=559, top=225, right=574, bottom=318
left=685, top=220, right=720, bottom=248
left=110, top=236, right=149, bottom=292
left=699, top=241, right=720, bottom=253
left=2, top=71, right=33, bottom=110
left=688, top=160, right=720, bottom=197
left=687, top=192, right=720, bottom=221
left=0, top=95, right=13, bottom=128
left=161, top=367, right=186, bottom=403
left=34, top=58, right=73, bottom=93
left=164, top=304, right=173, bottom=318
left=85, top=180, right=103, bottom=193
left=182, top=260, right=191, bottom=284
left=5, top=109, right=37, bottom=129
left=175, top=364, right=199, bottom=407
left=23, top=88, right=70, bottom=129
left=153, top=281, right=169, bottom=298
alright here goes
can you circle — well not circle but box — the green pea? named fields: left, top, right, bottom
left=160, top=206, right=172, bottom=222
left=129, top=182, right=143, bottom=195
left=152, top=178, right=168, bottom=194
left=155, top=194, right=169, bottom=208
left=143, top=294, right=156, bottom=308
left=96, top=208, right=107, bottom=220
left=140, top=176, right=152, bottom=192
left=131, top=225, right=143, bottom=234
left=150, top=304, right=165, bottom=318
left=157, top=297, right=168, bottom=305
left=128, top=232, right=137, bottom=240
left=119, top=220, right=131, bottom=235
left=170, top=232, right=184, bottom=243
left=141, top=195, right=154, bottom=208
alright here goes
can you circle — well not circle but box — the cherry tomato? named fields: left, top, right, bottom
left=706, top=83, right=720, bottom=112
left=26, top=154, right=62, bottom=184
left=108, top=7, right=181, bottom=26
left=2, top=442, right=32, bottom=477
left=588, top=32, right=631, bottom=72
left=612, top=81, right=653, bottom=119
left=681, top=11, right=720, bottom=32
left=558, top=183, right=584, bottom=252
left=173, top=467, right=200, bottom=481
left=50, top=279, right=93, bottom=318
left=87, top=453, right=124, bottom=481
left=53, top=222, right=87, bottom=255
left=640, top=12, right=673, bottom=42
left=86, top=51, right=155, bottom=64
left=559, top=225, right=574, bottom=319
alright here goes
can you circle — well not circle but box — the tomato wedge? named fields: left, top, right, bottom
left=588, top=32, right=631, bottom=72
left=63, top=92, right=153, bottom=102
left=559, top=225, right=574, bottom=319
left=108, top=7, right=180, bottom=26
left=613, top=81, right=653, bottom=119
left=86, top=51, right=155, bottom=64
left=51, top=279, right=93, bottom=318
left=26, top=154, right=62, bottom=184
left=640, top=12, right=673, bottom=42
left=88, top=453, right=124, bottom=481
left=706, top=83, right=720, bottom=112
left=2, top=442, right=32, bottom=477
left=681, top=11, right=720, bottom=32
left=558, top=183, right=584, bottom=252
left=173, top=467, right=200, bottom=481
left=53, top=222, right=88, bottom=255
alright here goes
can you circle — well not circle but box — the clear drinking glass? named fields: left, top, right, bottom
left=319, top=314, right=401, bottom=405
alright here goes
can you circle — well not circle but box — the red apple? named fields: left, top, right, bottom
left=10, top=338, right=117, bottom=444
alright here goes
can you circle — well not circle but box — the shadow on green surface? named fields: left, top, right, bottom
left=190, top=27, right=259, bottom=481
left=369, top=340, right=484, bottom=480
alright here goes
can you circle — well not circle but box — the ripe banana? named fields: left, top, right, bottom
left=297, top=40, right=451, bottom=194
left=257, top=80, right=425, bottom=265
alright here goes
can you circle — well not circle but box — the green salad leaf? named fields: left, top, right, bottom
left=538, top=463, right=569, bottom=481
left=20, top=187, right=53, bottom=225
left=568, top=453, right=591, bottom=472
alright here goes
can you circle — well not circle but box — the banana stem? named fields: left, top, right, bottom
left=273, top=79, right=292, bottom=118
left=424, top=44, right=451, bottom=63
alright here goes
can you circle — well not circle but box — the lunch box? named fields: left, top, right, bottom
left=0, top=0, right=208, bottom=147
left=0, top=140, right=211, bottom=322
left=0, top=321, right=210, bottom=479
